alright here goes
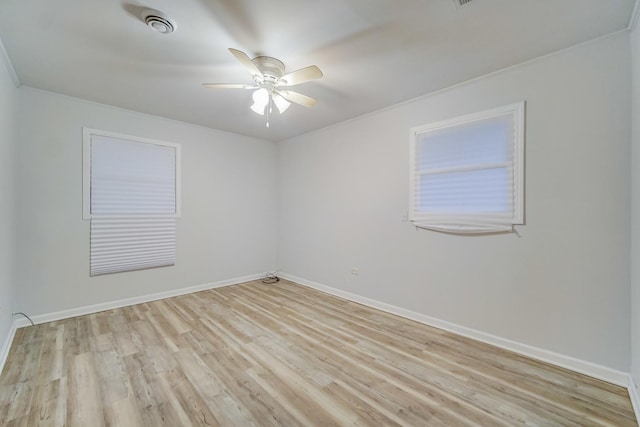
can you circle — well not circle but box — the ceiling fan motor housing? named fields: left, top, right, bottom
left=252, top=56, right=285, bottom=83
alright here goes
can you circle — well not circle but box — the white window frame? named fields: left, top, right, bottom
left=409, top=102, right=525, bottom=233
left=82, top=128, right=182, bottom=220
left=83, top=128, right=181, bottom=276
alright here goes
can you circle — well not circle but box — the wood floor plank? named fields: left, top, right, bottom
left=105, top=395, right=144, bottom=427
left=0, top=279, right=636, bottom=426
left=172, top=350, right=246, bottom=426
left=67, top=352, right=104, bottom=427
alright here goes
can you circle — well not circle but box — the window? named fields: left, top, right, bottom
left=409, top=102, right=524, bottom=233
left=83, top=128, right=181, bottom=275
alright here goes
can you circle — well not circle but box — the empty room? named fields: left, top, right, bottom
left=2, top=0, right=640, bottom=425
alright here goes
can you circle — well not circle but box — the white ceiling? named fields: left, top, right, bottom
left=0, top=0, right=636, bottom=142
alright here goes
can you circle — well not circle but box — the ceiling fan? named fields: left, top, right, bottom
left=203, top=48, right=323, bottom=127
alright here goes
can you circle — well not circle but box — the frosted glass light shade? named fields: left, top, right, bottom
left=273, top=93, right=291, bottom=113
left=250, top=88, right=269, bottom=115
left=250, top=102, right=266, bottom=115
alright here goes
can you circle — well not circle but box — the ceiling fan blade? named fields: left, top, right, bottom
left=277, top=90, right=318, bottom=108
left=202, top=83, right=256, bottom=89
left=279, top=65, right=323, bottom=86
left=228, top=48, right=263, bottom=80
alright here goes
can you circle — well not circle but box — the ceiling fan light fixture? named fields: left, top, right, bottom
left=252, top=88, right=269, bottom=105
left=250, top=102, right=266, bottom=115
left=250, top=88, right=269, bottom=115
left=273, top=93, right=291, bottom=114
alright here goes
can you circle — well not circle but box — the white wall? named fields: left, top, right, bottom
left=0, top=43, right=17, bottom=350
left=278, top=33, right=631, bottom=371
left=631, top=16, right=640, bottom=390
left=14, top=88, right=277, bottom=316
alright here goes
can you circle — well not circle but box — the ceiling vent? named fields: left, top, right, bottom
left=452, top=0, right=474, bottom=7
left=141, top=9, right=177, bottom=34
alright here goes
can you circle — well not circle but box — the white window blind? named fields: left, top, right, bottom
left=83, top=129, right=180, bottom=276
left=90, top=217, right=176, bottom=276
left=409, top=102, right=524, bottom=233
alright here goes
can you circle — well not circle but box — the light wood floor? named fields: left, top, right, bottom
left=0, top=280, right=636, bottom=426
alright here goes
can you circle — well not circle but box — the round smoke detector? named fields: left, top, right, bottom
left=141, top=9, right=176, bottom=34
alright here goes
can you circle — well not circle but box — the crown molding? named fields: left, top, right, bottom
left=0, top=36, right=19, bottom=87
left=630, top=0, right=640, bottom=31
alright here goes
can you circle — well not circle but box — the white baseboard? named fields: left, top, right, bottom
left=629, top=375, right=640, bottom=426
left=13, top=273, right=264, bottom=328
left=0, top=320, right=18, bottom=376
left=279, top=272, right=630, bottom=388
